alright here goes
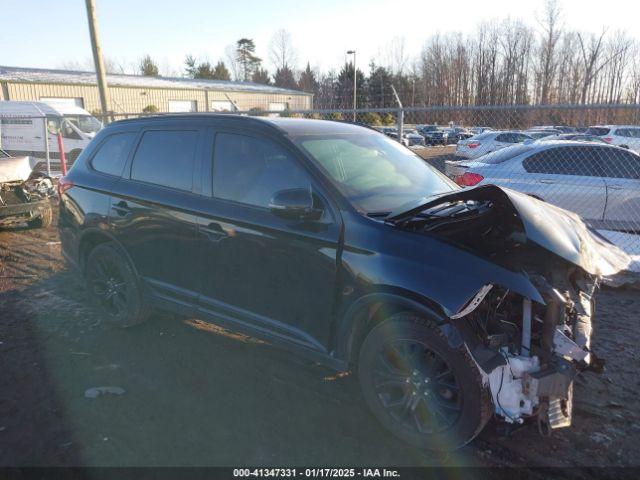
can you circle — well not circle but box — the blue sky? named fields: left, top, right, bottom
left=2, top=0, right=639, bottom=76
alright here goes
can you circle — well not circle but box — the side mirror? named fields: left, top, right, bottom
left=269, top=188, right=322, bottom=221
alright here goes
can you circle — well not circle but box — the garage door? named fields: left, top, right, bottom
left=41, top=97, right=84, bottom=108
left=168, top=100, right=197, bottom=112
left=211, top=100, right=234, bottom=112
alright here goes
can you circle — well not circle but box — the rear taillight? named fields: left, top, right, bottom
left=454, top=172, right=484, bottom=187
left=57, top=176, right=74, bottom=197
left=468, top=142, right=481, bottom=149
left=603, top=137, right=613, bottom=143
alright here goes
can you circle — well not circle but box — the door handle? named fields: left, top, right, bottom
left=111, top=201, right=132, bottom=217
left=201, top=222, right=228, bottom=242
left=539, top=179, right=555, bottom=184
left=608, top=185, right=623, bottom=190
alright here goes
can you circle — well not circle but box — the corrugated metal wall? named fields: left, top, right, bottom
left=3, top=82, right=312, bottom=113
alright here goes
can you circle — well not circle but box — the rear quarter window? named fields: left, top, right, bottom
left=90, top=132, right=136, bottom=177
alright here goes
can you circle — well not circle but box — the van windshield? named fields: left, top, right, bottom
left=294, top=132, right=458, bottom=214
left=65, top=115, right=102, bottom=134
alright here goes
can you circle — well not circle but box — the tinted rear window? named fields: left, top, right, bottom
left=90, top=132, right=136, bottom=177
left=523, top=146, right=602, bottom=176
left=130, top=130, right=199, bottom=191
left=586, top=127, right=610, bottom=136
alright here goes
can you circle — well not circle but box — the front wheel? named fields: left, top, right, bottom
left=85, top=242, right=150, bottom=327
left=358, top=314, right=491, bottom=451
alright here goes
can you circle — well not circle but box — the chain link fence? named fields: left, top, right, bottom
left=2, top=103, right=639, bottom=262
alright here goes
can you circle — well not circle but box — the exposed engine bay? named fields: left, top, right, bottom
left=387, top=184, right=630, bottom=434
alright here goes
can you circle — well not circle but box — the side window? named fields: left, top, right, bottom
left=496, top=133, right=512, bottom=143
left=90, top=132, right=136, bottom=177
left=212, top=133, right=311, bottom=208
left=523, top=147, right=601, bottom=176
left=631, top=128, right=640, bottom=139
left=597, top=148, right=640, bottom=180
left=130, top=130, right=199, bottom=191
left=615, top=128, right=629, bottom=137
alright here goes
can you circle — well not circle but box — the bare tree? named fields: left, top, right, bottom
left=269, top=29, right=297, bottom=71
left=534, top=0, right=562, bottom=104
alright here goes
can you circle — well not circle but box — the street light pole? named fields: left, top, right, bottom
left=347, top=50, right=356, bottom=121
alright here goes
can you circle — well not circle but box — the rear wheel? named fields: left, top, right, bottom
left=85, top=242, right=150, bottom=327
left=27, top=205, right=53, bottom=229
left=358, top=313, right=491, bottom=451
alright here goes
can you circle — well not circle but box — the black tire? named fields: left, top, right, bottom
left=358, top=313, right=491, bottom=451
left=27, top=205, right=53, bottom=229
left=85, top=242, right=150, bottom=328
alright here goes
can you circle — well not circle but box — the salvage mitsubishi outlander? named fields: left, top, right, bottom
left=58, top=115, right=630, bottom=450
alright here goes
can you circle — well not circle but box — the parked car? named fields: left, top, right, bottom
left=402, top=129, right=426, bottom=147
left=380, top=126, right=399, bottom=139
left=445, top=141, right=640, bottom=230
left=585, top=125, right=640, bottom=153
left=470, top=127, right=493, bottom=135
left=416, top=125, right=447, bottom=145
left=59, top=115, right=627, bottom=451
left=443, top=127, right=473, bottom=143
left=455, top=131, right=533, bottom=159
left=539, top=133, right=608, bottom=144
left=0, top=149, right=54, bottom=228
left=530, top=125, right=576, bottom=134
left=525, top=129, right=563, bottom=139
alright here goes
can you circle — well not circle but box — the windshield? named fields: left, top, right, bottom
left=294, top=132, right=458, bottom=214
left=64, top=115, right=103, bottom=134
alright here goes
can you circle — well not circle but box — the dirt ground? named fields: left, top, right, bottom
left=1, top=193, right=639, bottom=469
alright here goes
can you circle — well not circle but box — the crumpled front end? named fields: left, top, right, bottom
left=0, top=166, right=55, bottom=226
left=388, top=184, right=631, bottom=433
left=451, top=271, right=598, bottom=433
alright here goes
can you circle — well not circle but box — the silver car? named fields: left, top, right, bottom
left=455, top=131, right=533, bottom=159
left=445, top=141, right=640, bottom=230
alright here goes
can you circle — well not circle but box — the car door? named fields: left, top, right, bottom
left=191, top=128, right=341, bottom=351
left=108, top=125, right=204, bottom=306
left=598, top=147, right=640, bottom=228
left=521, top=146, right=607, bottom=221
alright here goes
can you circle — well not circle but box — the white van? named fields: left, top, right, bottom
left=0, top=101, right=102, bottom=168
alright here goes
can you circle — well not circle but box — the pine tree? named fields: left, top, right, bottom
left=236, top=38, right=262, bottom=81
left=139, top=55, right=159, bottom=76
left=274, top=66, right=297, bottom=89
left=252, top=68, right=272, bottom=85
left=212, top=61, right=231, bottom=81
left=298, top=63, right=319, bottom=93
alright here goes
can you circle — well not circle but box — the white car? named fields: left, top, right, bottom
left=586, top=125, right=640, bottom=153
left=445, top=141, right=640, bottom=230
left=455, top=131, right=533, bottom=160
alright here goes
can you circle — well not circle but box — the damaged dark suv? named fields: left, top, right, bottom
left=58, top=115, right=629, bottom=450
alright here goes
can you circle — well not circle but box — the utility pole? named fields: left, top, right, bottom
left=347, top=50, right=356, bottom=121
left=85, top=0, right=110, bottom=117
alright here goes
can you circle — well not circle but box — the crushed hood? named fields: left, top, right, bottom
left=0, top=156, right=39, bottom=183
left=389, top=184, right=630, bottom=277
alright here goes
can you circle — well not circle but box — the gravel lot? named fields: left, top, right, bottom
left=1, top=183, right=639, bottom=470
